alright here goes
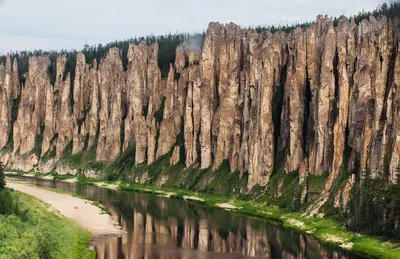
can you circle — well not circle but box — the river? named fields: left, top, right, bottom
left=8, top=175, right=362, bottom=259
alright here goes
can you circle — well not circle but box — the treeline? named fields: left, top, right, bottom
left=251, top=1, right=400, bottom=32
left=1, top=1, right=400, bottom=85
left=1, top=32, right=205, bottom=86
left=350, top=1, right=400, bottom=24
left=348, top=179, right=400, bottom=239
left=81, top=32, right=206, bottom=77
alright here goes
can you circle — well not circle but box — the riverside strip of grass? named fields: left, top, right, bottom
left=0, top=188, right=95, bottom=259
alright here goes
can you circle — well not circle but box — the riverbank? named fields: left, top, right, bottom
left=0, top=186, right=96, bottom=259
left=6, top=172, right=400, bottom=258
left=6, top=181, right=124, bottom=236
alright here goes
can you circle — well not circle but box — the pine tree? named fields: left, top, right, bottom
left=0, top=162, right=5, bottom=190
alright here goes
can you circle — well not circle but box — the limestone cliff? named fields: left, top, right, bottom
left=2, top=15, right=400, bottom=216
left=0, top=56, right=20, bottom=150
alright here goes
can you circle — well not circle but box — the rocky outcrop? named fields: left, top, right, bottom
left=156, top=65, right=180, bottom=158
left=184, top=51, right=202, bottom=167
left=72, top=53, right=90, bottom=155
left=55, top=58, right=74, bottom=157
left=212, top=23, right=241, bottom=170
left=145, top=44, right=163, bottom=165
left=244, top=30, right=280, bottom=188
left=323, top=17, right=356, bottom=196
left=307, top=15, right=400, bottom=215
left=122, top=42, right=163, bottom=165
left=281, top=27, right=307, bottom=174
left=41, top=74, right=55, bottom=156
left=13, top=56, right=50, bottom=156
left=86, top=60, right=100, bottom=149
left=96, top=48, right=125, bottom=161
left=0, top=56, right=18, bottom=149
left=347, top=16, right=389, bottom=177
left=124, top=42, right=149, bottom=158
left=199, top=23, right=219, bottom=170
left=389, top=19, right=400, bottom=184
left=170, top=145, right=180, bottom=165
left=308, top=16, right=337, bottom=176
left=3, top=15, right=400, bottom=216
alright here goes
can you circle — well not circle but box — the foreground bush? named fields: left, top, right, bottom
left=0, top=188, right=95, bottom=259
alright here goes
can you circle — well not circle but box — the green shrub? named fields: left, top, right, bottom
left=0, top=189, right=95, bottom=259
left=348, top=179, right=400, bottom=239
left=0, top=162, right=5, bottom=190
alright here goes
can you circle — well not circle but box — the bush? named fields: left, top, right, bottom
left=0, top=162, right=5, bottom=190
left=0, top=189, right=95, bottom=259
left=348, top=179, right=400, bottom=239
left=0, top=189, right=14, bottom=215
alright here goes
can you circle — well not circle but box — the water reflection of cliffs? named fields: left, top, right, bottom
left=93, top=192, right=354, bottom=259
left=12, top=177, right=355, bottom=259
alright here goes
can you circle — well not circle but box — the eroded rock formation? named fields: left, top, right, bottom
left=1, top=15, right=400, bottom=214
left=0, top=56, right=20, bottom=150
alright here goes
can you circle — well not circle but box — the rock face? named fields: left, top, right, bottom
left=86, top=60, right=100, bottom=149
left=96, top=48, right=125, bottom=161
left=55, top=57, right=74, bottom=157
left=389, top=18, right=400, bottom=184
left=170, top=145, right=180, bottom=165
left=72, top=53, right=91, bottom=155
left=0, top=56, right=20, bottom=149
left=281, top=27, right=307, bottom=174
left=156, top=65, right=180, bottom=158
left=123, top=42, right=163, bottom=165
left=41, top=73, right=55, bottom=156
left=184, top=51, right=202, bottom=167
left=13, top=56, right=50, bottom=156
left=2, top=15, right=400, bottom=214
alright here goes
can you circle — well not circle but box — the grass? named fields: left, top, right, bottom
left=307, top=173, right=330, bottom=203
left=53, top=174, right=76, bottom=181
left=60, top=143, right=106, bottom=172
left=0, top=188, right=95, bottom=259
left=5, top=169, right=76, bottom=183
left=40, top=133, right=58, bottom=162
left=4, top=169, right=31, bottom=175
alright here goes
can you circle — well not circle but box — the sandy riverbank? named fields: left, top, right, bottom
left=6, top=181, right=125, bottom=237
left=5, top=171, right=121, bottom=188
left=6, top=171, right=55, bottom=180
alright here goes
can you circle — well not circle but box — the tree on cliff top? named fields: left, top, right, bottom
left=0, top=162, right=5, bottom=190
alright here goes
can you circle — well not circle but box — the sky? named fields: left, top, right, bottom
left=0, top=0, right=385, bottom=54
